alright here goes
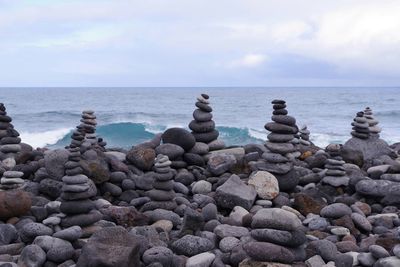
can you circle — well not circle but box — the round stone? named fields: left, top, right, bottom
left=189, top=120, right=215, bottom=133
left=193, top=109, right=212, bottom=122
left=162, top=128, right=196, bottom=151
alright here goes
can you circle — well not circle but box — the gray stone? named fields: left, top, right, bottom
left=155, top=144, right=185, bottom=160
left=215, top=175, right=256, bottom=210
left=251, top=228, right=306, bottom=247
left=251, top=208, right=302, bottom=231
left=343, top=137, right=394, bottom=161
left=143, top=246, right=174, bottom=267
left=243, top=241, right=295, bottom=263
left=33, top=236, right=74, bottom=263
left=76, top=226, right=140, bottom=267
left=320, top=203, right=352, bottom=218
left=171, top=235, right=214, bottom=256
left=369, top=245, right=390, bottom=259
left=20, top=222, right=53, bottom=242
left=374, top=256, right=400, bottom=267
left=44, top=149, right=69, bottom=180
left=18, top=244, right=46, bottom=267
left=0, top=224, right=17, bottom=245
left=214, top=224, right=249, bottom=238
left=192, top=180, right=212, bottom=195
left=219, top=236, right=240, bottom=252
left=351, top=213, right=372, bottom=232
left=53, top=226, right=82, bottom=241
left=186, top=252, right=215, bottom=267
left=207, top=153, right=236, bottom=176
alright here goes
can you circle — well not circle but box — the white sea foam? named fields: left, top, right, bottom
left=20, top=128, right=72, bottom=148
left=248, top=128, right=268, bottom=140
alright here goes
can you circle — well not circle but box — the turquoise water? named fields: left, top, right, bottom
left=0, top=87, right=398, bottom=148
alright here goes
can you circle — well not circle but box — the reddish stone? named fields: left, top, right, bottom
left=0, top=190, right=31, bottom=219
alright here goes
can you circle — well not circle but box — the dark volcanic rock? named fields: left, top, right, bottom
left=76, top=226, right=141, bottom=267
left=161, top=128, right=196, bottom=151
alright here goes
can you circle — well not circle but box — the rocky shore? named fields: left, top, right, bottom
left=0, top=96, right=399, bottom=267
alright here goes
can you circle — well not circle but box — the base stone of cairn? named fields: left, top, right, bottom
left=0, top=103, right=22, bottom=162
left=344, top=110, right=394, bottom=161
left=141, top=154, right=177, bottom=212
left=260, top=99, right=299, bottom=191
left=60, top=127, right=101, bottom=228
left=189, top=94, right=225, bottom=151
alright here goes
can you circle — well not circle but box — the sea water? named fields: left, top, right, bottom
left=0, top=87, right=399, bottom=149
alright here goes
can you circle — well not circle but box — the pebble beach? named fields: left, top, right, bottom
left=0, top=92, right=400, bottom=267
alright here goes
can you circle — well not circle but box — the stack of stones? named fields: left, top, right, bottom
left=364, top=107, right=381, bottom=138
left=351, top=111, right=370, bottom=139
left=321, top=158, right=349, bottom=187
left=244, top=208, right=306, bottom=264
left=0, top=170, right=25, bottom=189
left=142, top=154, right=176, bottom=212
left=189, top=94, right=223, bottom=150
left=262, top=99, right=299, bottom=191
left=60, top=127, right=100, bottom=228
left=299, top=125, right=311, bottom=146
left=79, top=110, right=98, bottom=148
left=0, top=103, right=22, bottom=158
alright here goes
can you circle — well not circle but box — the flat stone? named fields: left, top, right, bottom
left=171, top=235, right=214, bottom=256
left=251, top=208, right=302, bottom=231
left=243, top=241, right=294, bottom=264
left=214, top=224, right=249, bottom=238
left=186, top=252, right=216, bottom=267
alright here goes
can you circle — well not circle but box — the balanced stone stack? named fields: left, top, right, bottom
left=351, top=111, right=370, bottom=139
left=60, top=128, right=100, bottom=228
left=364, top=107, right=381, bottom=138
left=141, top=154, right=177, bottom=212
left=244, top=208, right=306, bottom=264
left=262, top=99, right=299, bottom=191
left=321, top=158, right=349, bottom=187
left=0, top=170, right=25, bottom=189
left=80, top=110, right=98, bottom=148
left=189, top=94, right=224, bottom=150
left=0, top=103, right=22, bottom=158
left=299, top=125, right=311, bottom=146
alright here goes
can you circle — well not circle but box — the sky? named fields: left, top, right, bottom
left=0, top=0, right=400, bottom=87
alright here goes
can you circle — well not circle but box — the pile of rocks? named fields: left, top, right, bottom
left=79, top=110, right=98, bottom=149
left=0, top=170, right=24, bottom=189
left=364, top=107, right=381, bottom=138
left=261, top=99, right=299, bottom=191
left=299, top=125, right=311, bottom=146
left=321, top=158, right=350, bottom=187
left=0, top=103, right=21, bottom=159
left=244, top=208, right=306, bottom=264
left=351, top=111, right=370, bottom=139
left=60, top=127, right=101, bottom=228
left=141, top=154, right=177, bottom=211
left=189, top=94, right=224, bottom=150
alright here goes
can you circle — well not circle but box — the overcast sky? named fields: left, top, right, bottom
left=1, top=0, right=399, bottom=87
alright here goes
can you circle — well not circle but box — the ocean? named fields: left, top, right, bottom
left=0, top=87, right=399, bottom=149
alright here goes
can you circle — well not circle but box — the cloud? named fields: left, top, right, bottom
left=227, top=54, right=267, bottom=68
left=0, top=0, right=399, bottom=86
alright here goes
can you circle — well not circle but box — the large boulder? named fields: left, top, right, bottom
left=44, top=149, right=69, bottom=180
left=126, top=146, right=156, bottom=171
left=155, top=143, right=184, bottom=160
left=215, top=175, right=257, bottom=210
left=0, top=190, right=31, bottom=219
left=343, top=137, right=395, bottom=161
left=161, top=128, right=196, bottom=151
left=76, top=226, right=141, bottom=267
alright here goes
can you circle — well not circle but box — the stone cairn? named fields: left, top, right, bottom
left=60, top=127, right=101, bottom=228
left=0, top=103, right=22, bottom=158
left=142, top=154, right=176, bottom=212
left=262, top=99, right=299, bottom=191
left=364, top=107, right=381, bottom=138
left=189, top=94, right=224, bottom=150
left=79, top=110, right=98, bottom=149
left=351, top=111, right=370, bottom=139
left=0, top=103, right=24, bottom=189
left=299, top=125, right=311, bottom=146
left=322, top=158, right=349, bottom=187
